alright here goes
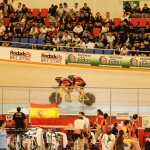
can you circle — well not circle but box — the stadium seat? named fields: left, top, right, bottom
left=3, top=18, right=10, bottom=27
left=95, top=49, right=104, bottom=54
left=37, top=38, right=45, bottom=48
left=139, top=18, right=147, bottom=27
left=113, top=18, right=121, bottom=26
left=19, top=38, right=29, bottom=48
left=86, top=49, right=95, bottom=54
left=77, top=49, right=84, bottom=53
left=130, top=18, right=139, bottom=27
left=41, top=8, right=48, bottom=17
left=28, top=38, right=37, bottom=48
left=32, top=8, right=40, bottom=17
left=60, top=48, right=67, bottom=52
left=44, top=18, right=50, bottom=27
left=68, top=49, right=73, bottom=52
left=104, top=49, right=113, bottom=55
left=10, top=38, right=20, bottom=47
left=28, top=8, right=32, bottom=13
left=93, top=28, right=101, bottom=37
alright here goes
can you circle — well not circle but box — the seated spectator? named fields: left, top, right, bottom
left=124, top=2, right=132, bottom=14
left=48, top=4, right=55, bottom=17
left=70, top=14, right=77, bottom=23
left=100, top=22, right=109, bottom=37
left=39, top=25, right=48, bottom=38
left=57, top=23, right=65, bottom=38
left=81, top=3, right=91, bottom=16
left=119, top=44, right=128, bottom=55
left=112, top=122, right=118, bottom=137
left=101, top=113, right=109, bottom=135
left=56, top=3, right=64, bottom=17
left=3, top=2, right=8, bottom=17
left=76, top=38, right=86, bottom=53
left=0, top=5, right=3, bottom=23
left=52, top=34, right=60, bottom=50
left=60, top=31, right=71, bottom=48
left=103, top=12, right=112, bottom=23
left=78, top=12, right=86, bottom=23
left=34, top=14, right=44, bottom=27
left=129, top=46, right=137, bottom=56
left=21, top=4, right=28, bottom=15
left=0, top=22, right=5, bottom=36
left=10, top=13, right=19, bottom=24
left=16, top=2, right=22, bottom=19
left=46, top=13, right=56, bottom=24
left=128, top=24, right=134, bottom=35
left=70, top=34, right=80, bottom=47
left=73, top=23, right=83, bottom=37
left=138, top=42, right=148, bottom=56
left=14, top=23, right=22, bottom=37
left=82, top=23, right=92, bottom=37
left=72, top=3, right=80, bottom=15
left=32, top=44, right=38, bottom=50
left=132, top=5, right=141, bottom=18
left=60, top=14, right=67, bottom=24
left=2, top=33, right=10, bottom=46
left=87, top=34, right=95, bottom=48
left=95, top=12, right=103, bottom=27
left=45, top=35, right=52, bottom=45
left=63, top=3, right=70, bottom=15
left=29, top=24, right=38, bottom=38
left=47, top=24, right=56, bottom=36
left=134, top=27, right=142, bottom=34
left=95, top=34, right=109, bottom=49
left=41, top=45, right=47, bottom=50
left=19, top=14, right=27, bottom=27
left=144, top=25, right=150, bottom=34
left=110, top=24, right=117, bottom=36
left=65, top=23, right=73, bottom=38
left=88, top=13, right=95, bottom=25
left=22, top=23, right=31, bottom=37
left=107, top=32, right=115, bottom=49
left=26, top=12, right=34, bottom=24
left=102, top=127, right=115, bottom=150
left=141, top=3, right=149, bottom=18
left=133, top=33, right=141, bottom=46
left=5, top=22, right=14, bottom=37
left=121, top=12, right=130, bottom=24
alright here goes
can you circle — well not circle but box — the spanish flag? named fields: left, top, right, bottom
left=30, top=103, right=59, bottom=125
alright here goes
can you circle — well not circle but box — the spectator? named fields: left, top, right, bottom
left=101, top=113, right=109, bottom=135
left=5, top=22, right=13, bottom=37
left=41, top=45, right=47, bottom=50
left=141, top=4, right=149, bottom=18
left=144, top=25, right=150, bottom=34
left=0, top=22, right=5, bottom=36
left=78, top=12, right=86, bottom=23
left=73, top=23, right=83, bottom=37
left=133, top=33, right=141, bottom=46
left=21, top=4, right=28, bottom=15
left=70, top=34, right=80, bottom=47
left=63, top=3, right=70, bottom=14
left=0, top=4, right=3, bottom=23
left=56, top=3, right=64, bottom=17
left=103, top=12, right=112, bottom=23
left=102, top=127, right=115, bottom=150
left=82, top=23, right=92, bottom=37
left=72, top=3, right=80, bottom=15
left=26, top=12, right=34, bottom=24
left=60, top=31, right=71, bottom=48
left=3, top=2, right=8, bottom=17
left=13, top=107, right=27, bottom=129
left=124, top=2, right=132, bottom=13
left=88, top=13, right=95, bottom=25
left=107, top=32, right=115, bottom=49
left=121, top=12, right=130, bottom=24
left=95, top=12, right=103, bottom=27
left=48, top=4, right=57, bottom=17
left=10, top=12, right=19, bottom=24
left=132, top=114, right=139, bottom=139
left=16, top=2, right=22, bottom=19
left=65, top=23, right=74, bottom=38
left=57, top=23, right=65, bottom=38
left=19, top=14, right=27, bottom=27
left=2, top=33, right=10, bottom=46
left=132, top=5, right=141, bottom=18
left=70, top=14, right=77, bottom=23
left=22, top=23, right=31, bottom=37
left=14, top=23, right=22, bottom=37
left=81, top=3, right=91, bottom=16
left=76, top=38, right=86, bottom=53
left=0, top=120, right=7, bottom=150
left=138, top=42, right=148, bottom=56
left=119, top=44, right=128, bottom=55
left=34, top=14, right=44, bottom=27
left=52, top=34, right=60, bottom=50
left=39, top=24, right=48, bottom=38
left=45, top=35, right=52, bottom=45
left=100, top=22, right=109, bottom=37
left=29, top=24, right=38, bottom=38
left=47, top=24, right=55, bottom=36
left=112, top=122, right=118, bottom=137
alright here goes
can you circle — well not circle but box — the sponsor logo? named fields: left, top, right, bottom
left=10, top=49, right=31, bottom=61
left=99, top=56, right=107, bottom=64
left=68, top=54, right=76, bottom=62
left=130, top=58, right=138, bottom=66
left=41, top=52, right=62, bottom=63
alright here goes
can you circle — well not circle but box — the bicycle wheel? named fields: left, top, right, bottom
left=84, top=92, right=96, bottom=106
left=49, top=92, right=62, bottom=105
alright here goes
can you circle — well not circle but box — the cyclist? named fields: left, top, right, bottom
left=55, top=77, right=72, bottom=100
left=68, top=75, right=86, bottom=98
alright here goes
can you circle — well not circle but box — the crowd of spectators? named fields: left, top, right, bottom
left=0, top=0, right=150, bottom=56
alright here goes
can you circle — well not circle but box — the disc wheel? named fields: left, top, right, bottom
left=49, top=92, right=62, bottom=105
left=84, top=92, right=96, bottom=106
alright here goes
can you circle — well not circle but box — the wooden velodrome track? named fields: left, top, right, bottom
left=0, top=59, right=150, bottom=88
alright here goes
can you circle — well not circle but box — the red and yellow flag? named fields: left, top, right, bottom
left=30, top=103, right=59, bottom=125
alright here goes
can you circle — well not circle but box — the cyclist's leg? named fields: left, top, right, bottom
left=61, top=84, right=71, bottom=100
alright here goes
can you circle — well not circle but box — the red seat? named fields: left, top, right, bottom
left=130, top=18, right=139, bottom=27
left=93, top=28, right=101, bottom=37
left=139, top=18, right=147, bottom=27
left=113, top=18, right=121, bottom=26
left=147, top=18, right=150, bottom=25
left=41, top=8, right=48, bottom=17
left=28, top=8, right=32, bottom=13
left=44, top=18, right=50, bottom=27
left=32, top=8, right=40, bottom=17
left=3, top=18, right=10, bottom=26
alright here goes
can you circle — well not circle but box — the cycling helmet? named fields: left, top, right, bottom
left=68, top=75, right=75, bottom=79
left=55, top=77, right=62, bottom=81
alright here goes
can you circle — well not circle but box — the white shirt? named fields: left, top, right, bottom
left=74, top=119, right=85, bottom=130
left=52, top=38, right=60, bottom=44
left=101, top=26, right=109, bottom=33
left=120, top=47, right=128, bottom=55
left=83, top=116, right=89, bottom=129
left=40, top=27, right=48, bottom=33
left=73, top=7, right=80, bottom=13
left=30, top=27, right=38, bottom=34
left=103, top=16, right=112, bottom=22
left=72, top=37, right=80, bottom=42
left=121, top=15, right=129, bottom=21
left=57, top=8, right=64, bottom=14
left=107, top=35, right=115, bottom=42
left=73, top=26, right=83, bottom=33
left=47, top=27, right=54, bottom=32
left=102, top=134, right=115, bottom=150
left=64, top=7, right=70, bottom=13
left=0, top=25, right=6, bottom=33
left=62, top=35, right=71, bottom=41
left=78, top=42, right=86, bottom=49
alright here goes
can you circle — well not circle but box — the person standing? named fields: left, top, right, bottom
left=0, top=120, right=7, bottom=150
left=13, top=107, right=27, bottom=129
